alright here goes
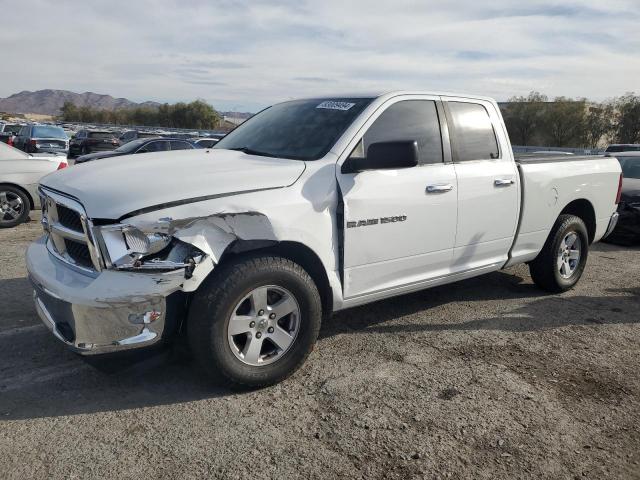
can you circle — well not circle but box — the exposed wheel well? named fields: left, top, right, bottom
left=217, top=240, right=333, bottom=318
left=560, top=199, right=596, bottom=243
left=0, top=183, right=34, bottom=209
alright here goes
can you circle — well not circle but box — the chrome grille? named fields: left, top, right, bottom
left=40, top=187, right=102, bottom=273
left=57, top=204, right=84, bottom=231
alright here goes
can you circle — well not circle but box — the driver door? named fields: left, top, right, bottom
left=337, top=98, right=458, bottom=299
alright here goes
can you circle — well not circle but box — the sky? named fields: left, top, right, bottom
left=1, top=0, right=639, bottom=112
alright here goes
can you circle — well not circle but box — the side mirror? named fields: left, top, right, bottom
left=342, top=141, right=418, bottom=174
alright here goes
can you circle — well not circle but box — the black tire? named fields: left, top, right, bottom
left=0, top=185, right=30, bottom=228
left=187, top=254, right=322, bottom=387
left=529, top=214, right=589, bottom=293
left=81, top=146, right=89, bottom=156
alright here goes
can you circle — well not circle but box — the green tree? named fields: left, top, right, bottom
left=60, top=101, right=79, bottom=122
left=541, top=97, right=587, bottom=147
left=584, top=103, right=615, bottom=148
left=502, top=91, right=548, bottom=145
left=614, top=93, right=640, bottom=144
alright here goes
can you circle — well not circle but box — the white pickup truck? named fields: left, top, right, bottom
left=27, top=91, right=622, bottom=386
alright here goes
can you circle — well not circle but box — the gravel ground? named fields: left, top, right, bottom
left=1, top=214, right=639, bottom=479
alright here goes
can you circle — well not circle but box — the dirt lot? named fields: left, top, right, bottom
left=0, top=214, right=639, bottom=479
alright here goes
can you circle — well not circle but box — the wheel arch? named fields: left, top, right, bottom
left=215, top=239, right=333, bottom=318
left=559, top=199, right=596, bottom=243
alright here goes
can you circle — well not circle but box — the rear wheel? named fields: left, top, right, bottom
left=529, top=214, right=589, bottom=292
left=188, top=254, right=322, bottom=387
left=0, top=186, right=30, bottom=228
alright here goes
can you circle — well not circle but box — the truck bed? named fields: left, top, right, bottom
left=506, top=154, right=621, bottom=268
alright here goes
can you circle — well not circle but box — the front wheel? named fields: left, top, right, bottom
left=529, top=214, right=589, bottom=293
left=187, top=254, right=322, bottom=387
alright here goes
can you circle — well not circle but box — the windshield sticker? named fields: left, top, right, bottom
left=316, top=101, right=356, bottom=111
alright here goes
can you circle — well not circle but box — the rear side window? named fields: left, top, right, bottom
left=358, top=100, right=443, bottom=164
left=170, top=140, right=192, bottom=150
left=447, top=102, right=499, bottom=161
left=138, top=140, right=169, bottom=153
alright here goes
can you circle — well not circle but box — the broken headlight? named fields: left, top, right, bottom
left=95, top=224, right=201, bottom=273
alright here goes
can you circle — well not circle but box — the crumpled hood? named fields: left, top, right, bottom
left=40, top=149, right=306, bottom=219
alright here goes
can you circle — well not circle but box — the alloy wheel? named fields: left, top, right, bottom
left=0, top=191, right=24, bottom=225
left=227, top=285, right=301, bottom=366
left=557, top=231, right=581, bottom=279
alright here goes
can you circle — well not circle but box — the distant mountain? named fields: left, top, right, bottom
left=220, top=111, right=254, bottom=120
left=0, top=89, right=161, bottom=116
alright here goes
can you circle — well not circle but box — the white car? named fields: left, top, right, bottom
left=0, top=142, right=67, bottom=227
left=27, top=91, right=622, bottom=386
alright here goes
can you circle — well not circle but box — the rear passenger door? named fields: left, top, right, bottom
left=443, top=98, right=519, bottom=272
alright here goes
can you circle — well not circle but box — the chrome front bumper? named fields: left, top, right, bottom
left=26, top=236, right=185, bottom=355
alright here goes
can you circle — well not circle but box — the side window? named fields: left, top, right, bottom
left=138, top=141, right=169, bottom=153
left=170, top=140, right=192, bottom=150
left=447, top=102, right=499, bottom=161
left=351, top=100, right=443, bottom=165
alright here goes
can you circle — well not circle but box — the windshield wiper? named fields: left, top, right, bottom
left=227, top=147, right=279, bottom=158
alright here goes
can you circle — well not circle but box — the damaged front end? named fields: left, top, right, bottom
left=30, top=185, right=280, bottom=355
left=95, top=210, right=278, bottom=287
left=94, top=222, right=203, bottom=278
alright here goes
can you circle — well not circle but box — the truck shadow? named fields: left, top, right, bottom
left=1, top=269, right=638, bottom=420
left=323, top=283, right=640, bottom=337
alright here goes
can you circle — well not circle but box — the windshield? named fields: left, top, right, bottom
left=619, top=158, right=640, bottom=179
left=214, top=98, right=373, bottom=160
left=115, top=138, right=152, bottom=153
left=32, top=126, right=67, bottom=139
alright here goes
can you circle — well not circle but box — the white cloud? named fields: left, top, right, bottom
left=0, top=0, right=638, bottom=111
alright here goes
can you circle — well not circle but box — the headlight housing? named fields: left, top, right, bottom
left=95, top=224, right=201, bottom=272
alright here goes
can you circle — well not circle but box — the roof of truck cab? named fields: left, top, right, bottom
left=290, top=90, right=498, bottom=103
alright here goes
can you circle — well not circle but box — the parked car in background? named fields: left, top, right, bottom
left=13, top=125, right=69, bottom=155
left=191, top=137, right=219, bottom=148
left=605, top=144, right=640, bottom=153
left=69, top=130, right=119, bottom=158
left=118, top=130, right=163, bottom=145
left=0, top=123, right=22, bottom=145
left=74, top=137, right=196, bottom=164
left=604, top=152, right=640, bottom=245
left=0, top=142, right=67, bottom=228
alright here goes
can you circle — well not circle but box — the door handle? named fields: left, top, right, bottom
left=426, top=184, right=453, bottom=193
left=494, top=178, right=515, bottom=187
